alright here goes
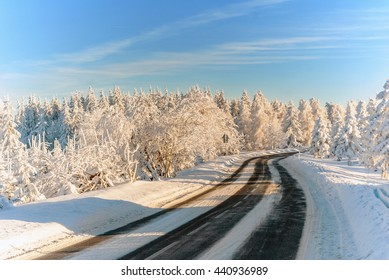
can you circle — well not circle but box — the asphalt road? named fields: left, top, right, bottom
left=37, top=152, right=306, bottom=260
left=120, top=152, right=306, bottom=260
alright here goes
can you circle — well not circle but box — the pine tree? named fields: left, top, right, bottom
left=86, top=86, right=97, bottom=113
left=249, top=91, right=270, bottom=150
left=236, top=91, right=251, bottom=149
left=112, top=85, right=125, bottom=113
left=230, top=98, right=240, bottom=119
left=372, top=80, right=389, bottom=178
left=329, top=104, right=345, bottom=157
left=18, top=95, right=41, bottom=146
left=298, top=99, right=313, bottom=146
left=0, top=100, right=39, bottom=203
left=360, top=98, right=378, bottom=168
left=58, top=98, right=73, bottom=149
left=98, top=90, right=110, bottom=111
left=335, top=101, right=362, bottom=165
left=283, top=101, right=304, bottom=148
left=311, top=117, right=331, bottom=158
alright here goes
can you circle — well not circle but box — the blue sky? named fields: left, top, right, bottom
left=1, top=0, right=389, bottom=105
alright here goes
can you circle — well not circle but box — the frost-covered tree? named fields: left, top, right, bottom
left=335, top=101, right=362, bottom=165
left=0, top=100, right=40, bottom=203
left=298, top=99, right=313, bottom=146
left=17, top=95, right=41, bottom=146
left=214, top=90, right=230, bottom=114
left=98, top=90, right=110, bottom=111
left=371, top=80, right=389, bottom=178
left=236, top=91, right=251, bottom=149
left=311, top=116, right=331, bottom=158
left=230, top=98, right=240, bottom=119
left=249, top=91, right=270, bottom=150
left=360, top=98, right=378, bottom=169
left=283, top=101, right=304, bottom=148
left=356, top=101, right=368, bottom=133
left=329, top=104, right=345, bottom=157
left=86, top=86, right=97, bottom=113
left=112, top=85, right=125, bottom=113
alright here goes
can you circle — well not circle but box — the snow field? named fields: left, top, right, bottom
left=281, top=153, right=389, bottom=259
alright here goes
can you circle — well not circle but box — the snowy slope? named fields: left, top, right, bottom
left=281, top=154, right=389, bottom=260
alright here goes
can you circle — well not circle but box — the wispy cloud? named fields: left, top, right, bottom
left=2, top=0, right=290, bottom=96
left=50, top=36, right=328, bottom=82
left=219, top=37, right=337, bottom=52
left=46, top=0, right=288, bottom=64
left=56, top=38, right=135, bottom=64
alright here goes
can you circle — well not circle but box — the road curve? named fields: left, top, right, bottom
left=120, top=152, right=306, bottom=260
left=36, top=154, right=263, bottom=259
left=37, top=152, right=305, bottom=260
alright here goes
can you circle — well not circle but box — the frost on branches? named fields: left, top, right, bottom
left=2, top=86, right=242, bottom=206
left=2, top=79, right=389, bottom=207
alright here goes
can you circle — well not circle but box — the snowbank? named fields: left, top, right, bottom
left=281, top=154, right=389, bottom=260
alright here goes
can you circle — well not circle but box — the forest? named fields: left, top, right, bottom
left=0, top=80, right=388, bottom=205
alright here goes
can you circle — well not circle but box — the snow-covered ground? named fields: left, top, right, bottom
left=1, top=151, right=388, bottom=260
left=282, top=154, right=389, bottom=260
left=0, top=151, right=255, bottom=260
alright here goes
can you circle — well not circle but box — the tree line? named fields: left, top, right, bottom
left=0, top=80, right=388, bottom=206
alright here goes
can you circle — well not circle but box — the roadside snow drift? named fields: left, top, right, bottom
left=282, top=154, right=389, bottom=260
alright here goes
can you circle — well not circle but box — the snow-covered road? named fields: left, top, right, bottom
left=1, top=150, right=388, bottom=260
left=121, top=154, right=303, bottom=260
left=281, top=155, right=389, bottom=259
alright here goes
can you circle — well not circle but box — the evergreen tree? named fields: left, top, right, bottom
left=18, top=95, right=41, bottom=146
left=360, top=98, right=378, bottom=168
left=311, top=116, right=331, bottom=158
left=283, top=101, right=304, bottom=148
left=236, top=91, right=251, bottom=149
left=58, top=98, right=73, bottom=149
left=335, top=101, right=362, bottom=165
left=0, top=100, right=39, bottom=202
left=372, top=80, right=389, bottom=178
left=249, top=91, right=270, bottom=150
left=329, top=104, right=345, bottom=157
left=298, top=99, right=313, bottom=146
left=86, top=86, right=97, bottom=113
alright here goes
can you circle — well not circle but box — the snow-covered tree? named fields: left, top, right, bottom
left=298, top=99, right=313, bottom=146
left=98, top=90, right=110, bottom=111
left=0, top=100, right=40, bottom=203
left=371, top=80, right=389, bottom=178
left=85, top=86, right=97, bottom=113
left=17, top=95, right=41, bottom=146
left=329, top=104, right=345, bottom=157
left=360, top=98, right=378, bottom=169
left=283, top=101, right=304, bottom=148
left=236, top=91, right=251, bottom=149
left=249, top=91, right=271, bottom=150
left=311, top=116, right=331, bottom=158
left=334, top=101, right=362, bottom=165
